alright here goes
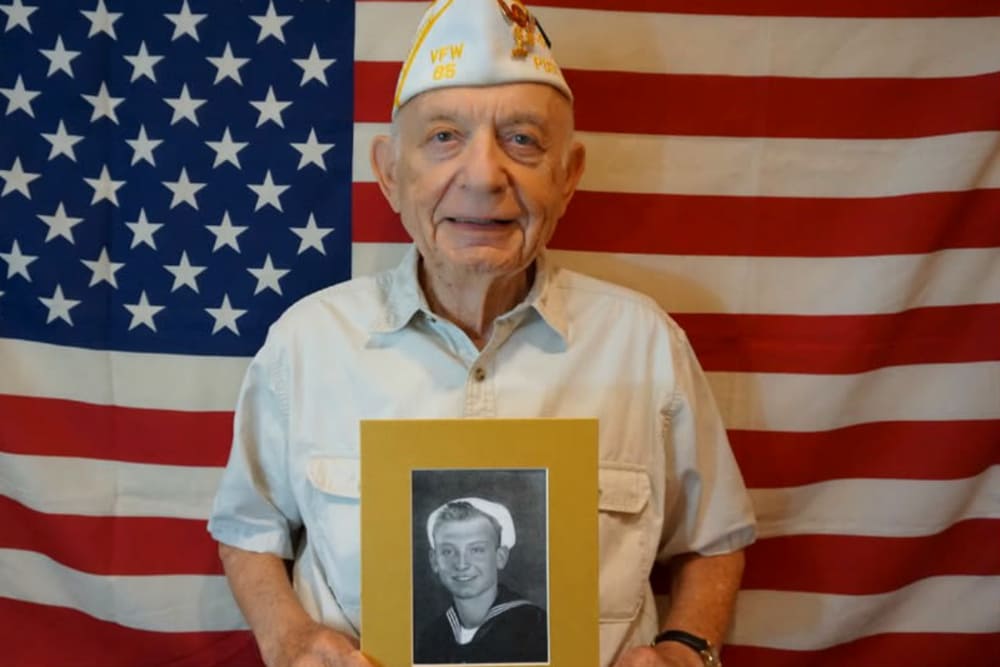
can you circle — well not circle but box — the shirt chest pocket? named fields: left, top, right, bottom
left=305, top=456, right=362, bottom=606
left=597, top=464, right=654, bottom=622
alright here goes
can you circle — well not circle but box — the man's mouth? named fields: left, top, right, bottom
left=446, top=216, right=515, bottom=225
left=451, top=574, right=477, bottom=582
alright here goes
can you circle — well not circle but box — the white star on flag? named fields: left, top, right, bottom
left=0, top=156, right=41, bottom=198
left=126, top=124, right=162, bottom=166
left=248, top=170, right=289, bottom=212
left=293, top=44, right=335, bottom=86
left=165, top=0, right=207, bottom=42
left=250, top=86, right=291, bottom=128
left=163, top=167, right=205, bottom=210
left=247, top=254, right=290, bottom=295
left=206, top=294, right=246, bottom=335
left=124, top=291, right=164, bottom=332
left=39, top=36, right=80, bottom=77
left=124, top=41, right=163, bottom=83
left=1, top=74, right=40, bottom=117
left=42, top=120, right=84, bottom=161
left=38, top=202, right=84, bottom=243
left=82, top=82, right=124, bottom=123
left=291, top=128, right=334, bottom=170
left=39, top=285, right=80, bottom=325
left=1, top=0, right=36, bottom=33
left=250, top=1, right=292, bottom=44
left=125, top=208, right=163, bottom=249
left=81, top=247, right=125, bottom=287
left=291, top=214, right=334, bottom=255
left=205, top=127, right=248, bottom=169
left=207, top=42, right=249, bottom=85
left=81, top=0, right=122, bottom=39
left=164, top=250, right=206, bottom=292
left=206, top=211, right=248, bottom=252
left=164, top=84, right=206, bottom=126
left=84, top=165, right=125, bottom=206
left=1, top=239, right=37, bottom=280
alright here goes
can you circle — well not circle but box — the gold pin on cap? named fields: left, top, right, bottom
left=497, top=0, right=535, bottom=58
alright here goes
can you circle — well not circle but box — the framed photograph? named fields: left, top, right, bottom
left=361, top=419, right=599, bottom=667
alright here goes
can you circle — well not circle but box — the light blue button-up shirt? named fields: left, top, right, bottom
left=208, top=246, right=755, bottom=666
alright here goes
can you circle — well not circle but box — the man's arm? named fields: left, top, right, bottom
left=614, top=550, right=745, bottom=667
left=219, top=543, right=372, bottom=667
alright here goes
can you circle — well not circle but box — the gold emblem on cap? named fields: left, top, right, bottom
left=497, top=0, right=535, bottom=58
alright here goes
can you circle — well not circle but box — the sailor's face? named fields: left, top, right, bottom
left=430, top=517, right=509, bottom=601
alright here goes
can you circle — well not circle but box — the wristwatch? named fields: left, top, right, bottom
left=651, top=629, right=722, bottom=666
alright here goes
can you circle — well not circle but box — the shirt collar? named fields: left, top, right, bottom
left=369, top=245, right=569, bottom=346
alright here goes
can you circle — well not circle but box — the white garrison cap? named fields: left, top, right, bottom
left=427, top=497, right=517, bottom=549
left=392, top=0, right=572, bottom=115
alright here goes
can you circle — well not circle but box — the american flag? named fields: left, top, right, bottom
left=2, top=1, right=998, bottom=666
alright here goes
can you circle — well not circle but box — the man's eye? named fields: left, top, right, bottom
left=511, top=133, right=537, bottom=146
left=432, top=130, right=455, bottom=143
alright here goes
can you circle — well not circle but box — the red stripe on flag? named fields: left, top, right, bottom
left=0, top=598, right=263, bottom=667
left=359, top=0, right=1000, bottom=18
left=722, top=633, right=1000, bottom=667
left=652, top=519, right=1000, bottom=596
left=0, top=394, right=232, bottom=466
left=355, top=61, right=1000, bottom=138
left=0, top=496, right=222, bottom=576
left=740, top=520, right=1000, bottom=594
left=678, top=305, right=1000, bottom=374
left=729, top=420, right=1000, bottom=488
left=351, top=183, right=1000, bottom=257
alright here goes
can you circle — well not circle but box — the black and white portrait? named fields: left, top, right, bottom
left=411, top=468, right=549, bottom=665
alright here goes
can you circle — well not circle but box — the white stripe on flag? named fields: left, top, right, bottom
left=709, top=363, right=1000, bottom=430
left=356, top=3, right=1000, bottom=79
left=351, top=244, right=1000, bottom=316
left=1, top=452, right=221, bottom=519
left=751, top=467, right=1000, bottom=538
left=353, top=124, right=1000, bottom=197
left=6, top=452, right=996, bottom=540
left=730, top=575, right=1000, bottom=649
left=0, top=338, right=248, bottom=410
left=0, top=548, right=246, bottom=633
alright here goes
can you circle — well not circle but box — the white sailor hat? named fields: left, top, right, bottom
left=427, top=497, right=517, bottom=549
left=393, top=0, right=572, bottom=115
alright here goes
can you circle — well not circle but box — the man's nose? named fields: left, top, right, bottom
left=458, top=131, right=507, bottom=193
left=454, top=551, right=470, bottom=569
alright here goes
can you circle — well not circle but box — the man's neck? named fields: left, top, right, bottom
left=420, top=263, right=533, bottom=349
left=453, top=585, right=499, bottom=629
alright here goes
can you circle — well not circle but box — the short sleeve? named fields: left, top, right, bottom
left=658, top=326, right=757, bottom=561
left=207, top=335, right=302, bottom=559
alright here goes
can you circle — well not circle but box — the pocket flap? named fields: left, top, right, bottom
left=598, top=466, right=650, bottom=514
left=306, top=456, right=360, bottom=499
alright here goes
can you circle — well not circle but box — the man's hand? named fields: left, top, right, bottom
left=217, top=544, right=374, bottom=667
left=614, top=641, right=703, bottom=667
left=263, top=617, right=373, bottom=667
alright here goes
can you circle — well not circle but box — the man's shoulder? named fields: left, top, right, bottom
left=267, top=271, right=388, bottom=339
left=549, top=264, right=687, bottom=339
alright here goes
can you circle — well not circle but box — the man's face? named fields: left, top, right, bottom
left=430, top=516, right=509, bottom=601
left=372, top=83, right=585, bottom=282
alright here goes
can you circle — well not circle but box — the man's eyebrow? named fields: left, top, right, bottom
left=500, top=112, right=547, bottom=128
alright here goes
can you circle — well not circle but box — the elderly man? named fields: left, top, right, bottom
left=416, top=498, right=548, bottom=664
left=209, top=1, right=755, bottom=667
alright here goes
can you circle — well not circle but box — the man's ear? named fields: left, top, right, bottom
left=428, top=548, right=439, bottom=573
left=371, top=133, right=400, bottom=213
left=557, top=140, right=586, bottom=218
left=496, top=546, right=510, bottom=570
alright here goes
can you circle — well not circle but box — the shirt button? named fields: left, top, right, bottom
left=473, top=367, right=486, bottom=382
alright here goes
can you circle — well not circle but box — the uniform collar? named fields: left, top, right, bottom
left=369, top=245, right=569, bottom=346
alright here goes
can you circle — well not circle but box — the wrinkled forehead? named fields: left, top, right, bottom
left=396, top=82, right=574, bottom=132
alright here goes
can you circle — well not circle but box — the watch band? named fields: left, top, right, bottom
left=651, top=629, right=721, bottom=666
